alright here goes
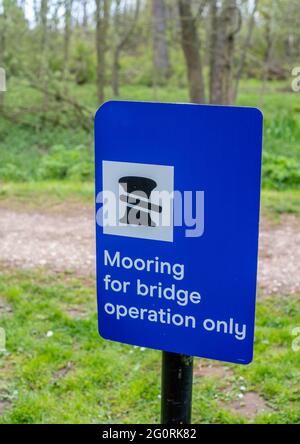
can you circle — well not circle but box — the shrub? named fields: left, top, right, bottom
left=262, top=152, right=300, bottom=189
left=37, top=145, right=93, bottom=180
left=264, top=114, right=300, bottom=143
left=71, top=41, right=95, bottom=85
left=0, top=163, right=30, bottom=182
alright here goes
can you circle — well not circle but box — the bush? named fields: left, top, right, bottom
left=37, top=145, right=93, bottom=181
left=262, top=152, right=300, bottom=189
left=71, top=41, right=95, bottom=85
left=0, top=163, right=30, bottom=182
left=264, top=114, right=300, bottom=143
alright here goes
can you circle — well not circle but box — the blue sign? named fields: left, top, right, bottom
left=94, top=101, right=263, bottom=364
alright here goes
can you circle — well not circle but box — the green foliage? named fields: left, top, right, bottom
left=0, top=163, right=30, bottom=182
left=0, top=87, right=93, bottom=183
left=262, top=152, right=300, bottom=189
left=1, top=80, right=300, bottom=189
left=265, top=114, right=300, bottom=143
left=71, top=41, right=96, bottom=85
left=38, top=145, right=94, bottom=181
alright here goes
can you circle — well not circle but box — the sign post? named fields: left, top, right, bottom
left=94, top=101, right=263, bottom=423
left=161, top=352, right=193, bottom=424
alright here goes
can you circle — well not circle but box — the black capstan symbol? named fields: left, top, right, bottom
left=119, top=176, right=162, bottom=227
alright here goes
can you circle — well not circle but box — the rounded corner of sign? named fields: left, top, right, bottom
left=94, top=100, right=116, bottom=121
left=98, top=324, right=109, bottom=341
left=252, top=107, right=264, bottom=122
left=240, top=354, right=254, bottom=366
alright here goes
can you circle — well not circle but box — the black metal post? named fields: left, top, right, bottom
left=161, top=351, right=194, bottom=424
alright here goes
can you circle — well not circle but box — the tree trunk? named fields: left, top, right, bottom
left=112, top=0, right=121, bottom=97
left=33, top=0, right=39, bottom=25
left=232, top=0, right=259, bottom=103
left=178, top=0, right=205, bottom=104
left=209, top=0, right=220, bottom=104
left=40, top=0, right=48, bottom=72
left=152, top=0, right=171, bottom=85
left=63, top=0, right=73, bottom=84
left=260, top=1, right=275, bottom=105
left=0, top=2, right=7, bottom=111
left=112, top=0, right=140, bottom=97
left=95, top=0, right=110, bottom=104
left=40, top=0, right=49, bottom=110
left=209, top=0, right=240, bottom=105
left=112, top=47, right=120, bottom=97
left=223, top=0, right=238, bottom=104
left=83, top=0, right=88, bottom=31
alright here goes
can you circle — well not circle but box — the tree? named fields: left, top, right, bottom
left=178, top=0, right=205, bottom=104
left=152, top=0, right=171, bottom=85
left=63, top=0, right=73, bottom=85
left=0, top=0, right=7, bottom=110
left=95, top=0, right=110, bottom=104
left=232, top=0, right=259, bottom=103
left=259, top=0, right=276, bottom=104
left=82, top=0, right=88, bottom=31
left=39, top=0, right=49, bottom=109
left=209, top=0, right=241, bottom=105
left=112, top=0, right=140, bottom=97
left=40, top=0, right=48, bottom=70
left=33, top=0, right=39, bottom=25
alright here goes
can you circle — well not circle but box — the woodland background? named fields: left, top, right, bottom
left=0, top=0, right=300, bottom=186
left=0, top=0, right=300, bottom=425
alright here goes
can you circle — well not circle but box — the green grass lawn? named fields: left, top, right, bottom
left=0, top=268, right=299, bottom=424
left=0, top=181, right=94, bottom=210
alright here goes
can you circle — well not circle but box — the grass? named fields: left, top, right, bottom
left=0, top=268, right=299, bottom=424
left=261, top=189, right=300, bottom=216
left=0, top=181, right=94, bottom=210
left=1, top=181, right=300, bottom=219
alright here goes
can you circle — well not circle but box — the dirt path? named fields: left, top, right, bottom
left=0, top=208, right=95, bottom=275
left=0, top=207, right=299, bottom=295
left=259, top=215, right=300, bottom=294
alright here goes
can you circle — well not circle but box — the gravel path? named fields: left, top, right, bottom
left=0, top=208, right=299, bottom=295
left=0, top=208, right=96, bottom=275
left=258, top=215, right=300, bottom=295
